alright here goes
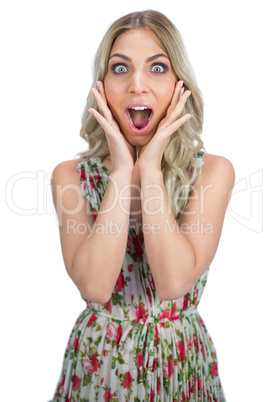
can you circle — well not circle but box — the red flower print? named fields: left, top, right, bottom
left=87, top=313, right=97, bottom=327
left=136, top=304, right=147, bottom=322
left=117, top=272, right=125, bottom=291
left=103, top=388, right=113, bottom=401
left=137, top=352, right=143, bottom=367
left=193, top=376, right=196, bottom=393
left=106, top=322, right=118, bottom=342
left=159, top=309, right=169, bottom=320
left=93, top=210, right=98, bottom=220
left=170, top=302, right=180, bottom=320
left=91, top=352, right=99, bottom=372
left=106, top=300, right=111, bottom=313
left=84, top=353, right=99, bottom=374
left=81, top=168, right=86, bottom=181
left=128, top=264, right=133, bottom=272
left=94, top=168, right=102, bottom=183
left=183, top=295, right=189, bottom=311
left=84, top=358, right=91, bottom=375
left=101, top=377, right=104, bottom=383
left=176, top=340, right=185, bottom=362
left=162, top=361, right=169, bottom=377
left=182, top=391, right=186, bottom=402
left=116, top=326, right=122, bottom=345
left=89, top=176, right=96, bottom=191
left=152, top=358, right=157, bottom=372
left=206, top=389, right=212, bottom=402
left=150, top=389, right=155, bottom=402
left=210, top=362, right=218, bottom=377
left=127, top=237, right=136, bottom=255
left=201, top=341, right=206, bottom=359
left=73, top=374, right=81, bottom=391
left=168, top=356, right=173, bottom=377
left=73, top=337, right=79, bottom=350
left=188, top=337, right=192, bottom=350
left=154, top=325, right=159, bottom=345
left=198, top=378, right=201, bottom=390
left=59, top=375, right=65, bottom=388
left=170, top=302, right=177, bottom=317
left=56, top=375, right=65, bottom=396
left=151, top=274, right=156, bottom=290
left=65, top=398, right=70, bottom=402
left=194, top=288, right=199, bottom=306
left=157, top=376, right=160, bottom=394
left=121, top=371, right=132, bottom=389
left=188, top=379, right=192, bottom=394
left=147, top=287, right=152, bottom=307
left=133, top=235, right=143, bottom=257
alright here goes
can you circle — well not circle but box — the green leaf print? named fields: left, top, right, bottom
left=111, top=356, right=117, bottom=369
left=94, top=335, right=102, bottom=346
left=83, top=374, right=92, bottom=386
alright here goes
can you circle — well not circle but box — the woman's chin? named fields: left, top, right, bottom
left=125, top=135, right=153, bottom=148
left=123, top=126, right=156, bottom=147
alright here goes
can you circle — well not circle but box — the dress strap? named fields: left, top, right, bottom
left=77, top=157, right=109, bottom=219
left=187, top=150, right=205, bottom=194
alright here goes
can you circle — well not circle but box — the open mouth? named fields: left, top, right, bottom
left=125, top=106, right=153, bottom=133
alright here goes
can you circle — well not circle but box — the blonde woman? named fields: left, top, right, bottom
left=51, top=10, right=234, bottom=401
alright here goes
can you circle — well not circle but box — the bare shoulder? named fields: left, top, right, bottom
left=51, top=158, right=82, bottom=186
left=201, top=153, right=235, bottom=187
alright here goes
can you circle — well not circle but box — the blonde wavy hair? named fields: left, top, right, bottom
left=77, top=10, right=204, bottom=218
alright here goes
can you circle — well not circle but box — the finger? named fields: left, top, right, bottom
left=89, top=107, right=115, bottom=137
left=91, top=87, right=114, bottom=125
left=166, top=90, right=191, bottom=126
left=162, top=113, right=192, bottom=138
left=165, top=80, right=184, bottom=117
left=97, top=81, right=108, bottom=106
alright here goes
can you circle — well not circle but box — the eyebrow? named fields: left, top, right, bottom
left=109, top=53, right=169, bottom=63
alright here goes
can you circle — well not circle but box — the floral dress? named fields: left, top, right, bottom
left=51, top=156, right=225, bottom=402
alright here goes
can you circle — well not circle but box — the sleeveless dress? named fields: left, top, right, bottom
left=52, top=155, right=226, bottom=402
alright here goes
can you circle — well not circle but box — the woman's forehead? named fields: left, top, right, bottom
left=110, top=29, right=166, bottom=56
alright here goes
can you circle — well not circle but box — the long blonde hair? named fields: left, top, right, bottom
left=77, top=10, right=204, bottom=218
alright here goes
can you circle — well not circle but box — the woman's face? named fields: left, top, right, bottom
left=104, top=29, right=177, bottom=147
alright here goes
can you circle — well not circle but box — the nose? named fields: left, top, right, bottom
left=128, top=71, right=149, bottom=95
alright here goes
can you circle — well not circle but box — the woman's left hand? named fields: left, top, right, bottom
left=136, top=80, right=192, bottom=172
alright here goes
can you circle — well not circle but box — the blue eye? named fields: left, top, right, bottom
left=112, top=64, right=128, bottom=74
left=151, top=63, right=168, bottom=73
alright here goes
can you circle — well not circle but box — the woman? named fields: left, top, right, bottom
left=51, top=9, right=234, bottom=401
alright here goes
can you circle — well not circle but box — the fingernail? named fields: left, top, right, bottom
left=187, top=91, right=192, bottom=98
left=180, top=80, right=184, bottom=87
left=96, top=81, right=100, bottom=90
left=181, top=87, right=184, bottom=96
left=88, top=108, right=92, bottom=114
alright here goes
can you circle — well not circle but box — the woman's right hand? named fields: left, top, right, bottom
left=89, top=81, right=136, bottom=174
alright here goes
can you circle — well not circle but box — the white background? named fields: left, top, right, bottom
left=1, top=0, right=267, bottom=401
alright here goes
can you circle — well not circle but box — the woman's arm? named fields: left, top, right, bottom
left=139, top=153, right=235, bottom=300
left=51, top=159, right=132, bottom=303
